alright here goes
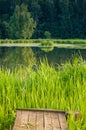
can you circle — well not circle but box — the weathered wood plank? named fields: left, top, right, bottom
left=58, top=113, right=68, bottom=130
left=36, top=111, right=44, bottom=130
left=44, top=112, right=52, bottom=130
left=13, top=110, right=22, bottom=130
left=51, top=112, right=61, bottom=130
left=13, top=109, right=68, bottom=130
left=20, top=110, right=29, bottom=129
left=28, top=111, right=36, bottom=130
left=17, top=108, right=65, bottom=113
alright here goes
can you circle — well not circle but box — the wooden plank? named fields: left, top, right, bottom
left=28, top=111, right=37, bottom=130
left=44, top=112, right=52, bottom=130
left=13, top=110, right=22, bottom=130
left=20, top=110, right=29, bottom=130
left=13, top=109, right=68, bottom=130
left=36, top=111, right=44, bottom=130
left=51, top=112, right=61, bottom=130
left=17, top=108, right=65, bottom=113
left=58, top=113, right=68, bottom=130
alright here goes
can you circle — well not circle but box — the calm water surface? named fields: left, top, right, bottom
left=0, top=47, right=86, bottom=67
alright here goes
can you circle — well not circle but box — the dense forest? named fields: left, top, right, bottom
left=0, top=0, right=86, bottom=39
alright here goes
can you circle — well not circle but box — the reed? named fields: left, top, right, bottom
left=0, top=57, right=86, bottom=130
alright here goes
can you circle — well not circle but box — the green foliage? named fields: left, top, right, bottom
left=44, top=31, right=51, bottom=39
left=40, top=40, right=54, bottom=52
left=54, top=39, right=86, bottom=44
left=41, top=40, right=54, bottom=46
left=0, top=0, right=86, bottom=38
left=0, top=39, right=86, bottom=45
left=0, top=30, right=2, bottom=38
left=9, top=4, right=36, bottom=39
left=0, top=39, right=86, bottom=50
left=0, top=57, right=86, bottom=129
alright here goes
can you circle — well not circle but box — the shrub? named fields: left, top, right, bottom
left=44, top=31, right=51, bottom=39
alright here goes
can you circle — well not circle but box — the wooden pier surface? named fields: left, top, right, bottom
left=13, top=108, right=68, bottom=130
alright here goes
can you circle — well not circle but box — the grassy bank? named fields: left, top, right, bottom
left=0, top=39, right=86, bottom=44
left=0, top=57, right=86, bottom=130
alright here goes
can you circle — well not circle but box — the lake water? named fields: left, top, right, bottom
left=0, top=47, right=86, bottom=68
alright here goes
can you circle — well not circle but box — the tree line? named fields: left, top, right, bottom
left=0, top=0, right=86, bottom=39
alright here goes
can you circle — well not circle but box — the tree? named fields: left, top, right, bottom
left=0, top=0, right=86, bottom=39
left=9, top=3, right=36, bottom=39
left=44, top=31, right=51, bottom=38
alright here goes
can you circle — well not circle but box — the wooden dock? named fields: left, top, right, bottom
left=13, top=108, right=68, bottom=130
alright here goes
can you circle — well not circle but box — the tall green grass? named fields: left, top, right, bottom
left=0, top=58, right=86, bottom=130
